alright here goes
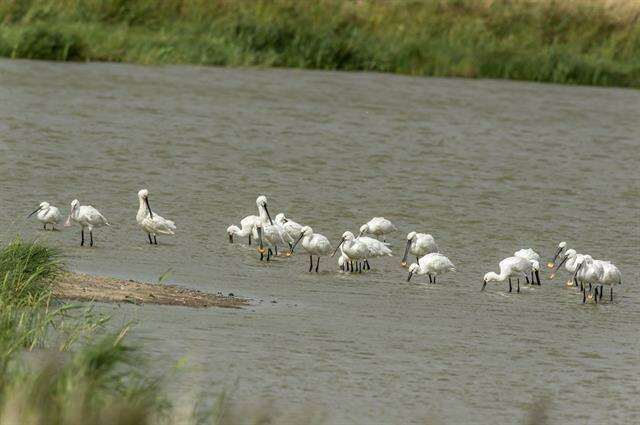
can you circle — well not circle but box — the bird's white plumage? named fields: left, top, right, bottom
left=359, top=217, right=396, bottom=239
left=340, top=231, right=368, bottom=261
left=402, top=231, right=438, bottom=265
left=483, top=256, right=532, bottom=290
left=358, top=236, right=392, bottom=258
left=275, top=213, right=303, bottom=243
left=136, top=189, right=176, bottom=237
left=30, top=202, right=62, bottom=227
left=514, top=248, right=540, bottom=263
left=408, top=253, right=455, bottom=282
left=65, top=199, right=109, bottom=230
left=298, top=226, right=333, bottom=256
left=227, top=214, right=259, bottom=241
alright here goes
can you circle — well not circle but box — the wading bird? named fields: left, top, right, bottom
left=227, top=215, right=259, bottom=245
left=482, top=256, right=533, bottom=293
left=572, top=256, right=603, bottom=300
left=514, top=248, right=542, bottom=285
left=275, top=213, right=303, bottom=250
left=358, top=236, right=392, bottom=270
left=401, top=231, right=438, bottom=267
left=255, top=196, right=288, bottom=259
left=333, top=231, right=368, bottom=273
left=595, top=261, right=622, bottom=302
left=407, top=253, right=455, bottom=284
left=136, top=189, right=176, bottom=245
left=547, top=241, right=567, bottom=269
left=359, top=217, right=396, bottom=241
left=64, top=199, right=109, bottom=247
left=550, top=248, right=586, bottom=287
left=28, top=201, right=62, bottom=230
left=290, top=226, right=333, bottom=272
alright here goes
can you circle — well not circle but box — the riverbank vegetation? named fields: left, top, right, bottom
left=0, top=238, right=247, bottom=424
left=0, top=0, right=638, bottom=87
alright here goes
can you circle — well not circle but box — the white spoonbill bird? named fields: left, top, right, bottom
left=550, top=248, right=586, bottom=286
left=64, top=199, right=110, bottom=247
left=482, top=256, right=533, bottom=293
left=359, top=217, right=396, bottom=241
left=227, top=215, right=259, bottom=245
left=333, top=231, right=368, bottom=273
left=595, top=261, right=622, bottom=302
left=290, top=226, right=333, bottom=272
left=28, top=202, right=62, bottom=230
left=407, top=253, right=455, bottom=284
left=572, top=256, right=603, bottom=301
left=358, top=236, right=392, bottom=270
left=514, top=248, right=542, bottom=285
left=401, top=232, right=438, bottom=267
left=275, top=213, right=303, bottom=249
left=136, top=189, right=176, bottom=245
left=547, top=241, right=567, bottom=269
left=255, top=195, right=288, bottom=259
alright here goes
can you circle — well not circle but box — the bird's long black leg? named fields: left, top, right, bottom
left=80, top=229, right=84, bottom=246
left=154, top=235, right=158, bottom=245
left=248, top=234, right=252, bottom=245
left=509, top=278, right=512, bottom=293
left=315, top=257, right=320, bottom=273
left=260, top=251, right=264, bottom=261
left=583, top=290, right=586, bottom=303
left=90, top=231, right=94, bottom=247
left=525, top=275, right=530, bottom=284
left=599, top=286, right=603, bottom=301
left=43, top=223, right=47, bottom=230
left=594, top=287, right=598, bottom=304
left=266, top=249, right=271, bottom=261
left=536, top=270, right=541, bottom=285
left=148, top=233, right=153, bottom=244
left=517, top=279, right=520, bottom=293
left=434, top=276, right=437, bottom=284
left=349, top=261, right=353, bottom=273
left=610, top=287, right=613, bottom=302
left=365, top=259, right=370, bottom=270
left=274, top=245, right=278, bottom=256
left=531, top=271, right=535, bottom=284
left=309, top=255, right=313, bottom=272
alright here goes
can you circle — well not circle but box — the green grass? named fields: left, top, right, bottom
left=0, top=0, right=638, bottom=87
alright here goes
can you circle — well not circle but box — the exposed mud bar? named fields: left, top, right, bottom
left=52, top=272, right=248, bottom=308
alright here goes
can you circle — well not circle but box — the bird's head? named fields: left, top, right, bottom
left=138, top=189, right=149, bottom=198
left=256, top=195, right=268, bottom=207
left=358, top=224, right=368, bottom=237
left=407, top=263, right=420, bottom=282
left=300, top=226, right=312, bottom=237
left=406, top=231, right=416, bottom=241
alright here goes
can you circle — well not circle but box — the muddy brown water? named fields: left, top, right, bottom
left=1, top=59, right=639, bottom=424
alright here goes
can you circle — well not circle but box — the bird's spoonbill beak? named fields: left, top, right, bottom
left=257, top=227, right=266, bottom=254
left=481, top=280, right=487, bottom=291
left=331, top=237, right=345, bottom=257
left=401, top=239, right=411, bottom=267
left=144, top=196, right=154, bottom=219
left=27, top=207, right=41, bottom=218
left=549, top=255, right=569, bottom=279
left=289, top=234, right=305, bottom=254
left=548, top=245, right=565, bottom=269
left=264, top=204, right=273, bottom=225
left=407, top=271, right=413, bottom=282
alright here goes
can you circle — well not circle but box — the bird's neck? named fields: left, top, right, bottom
left=137, top=197, right=148, bottom=220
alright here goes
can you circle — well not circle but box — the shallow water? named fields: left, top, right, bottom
left=1, top=59, right=639, bottom=424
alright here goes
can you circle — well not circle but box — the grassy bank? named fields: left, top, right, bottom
left=0, top=0, right=638, bottom=87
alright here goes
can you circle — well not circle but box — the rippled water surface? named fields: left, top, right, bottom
left=1, top=59, right=639, bottom=424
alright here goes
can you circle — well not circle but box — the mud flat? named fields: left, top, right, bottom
left=53, top=272, right=248, bottom=308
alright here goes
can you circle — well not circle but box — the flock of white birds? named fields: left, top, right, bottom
left=27, top=192, right=622, bottom=304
